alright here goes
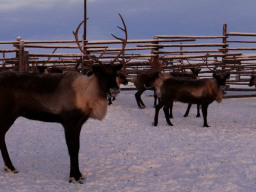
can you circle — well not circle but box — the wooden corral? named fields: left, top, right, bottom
left=0, top=24, right=256, bottom=97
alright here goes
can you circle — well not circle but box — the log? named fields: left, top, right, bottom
left=227, top=32, right=256, bottom=36
left=138, top=43, right=227, bottom=47
left=24, top=44, right=108, bottom=49
left=0, top=49, right=18, bottom=53
left=155, top=35, right=225, bottom=39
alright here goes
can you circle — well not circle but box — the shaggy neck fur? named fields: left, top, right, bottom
left=72, top=74, right=107, bottom=120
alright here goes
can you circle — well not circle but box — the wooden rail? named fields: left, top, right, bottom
left=0, top=24, right=256, bottom=97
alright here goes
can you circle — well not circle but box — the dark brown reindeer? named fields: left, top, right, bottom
left=145, top=55, right=231, bottom=127
left=37, top=66, right=63, bottom=74
left=133, top=57, right=201, bottom=119
left=168, top=67, right=201, bottom=118
left=0, top=14, right=128, bottom=184
left=249, top=75, right=256, bottom=87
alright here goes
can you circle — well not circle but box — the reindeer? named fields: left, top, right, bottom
left=0, top=14, right=129, bottom=184
left=249, top=75, right=256, bottom=87
left=168, top=67, right=201, bottom=118
left=37, top=66, right=63, bottom=74
left=133, top=57, right=201, bottom=119
left=144, top=55, right=231, bottom=127
left=133, top=57, right=166, bottom=109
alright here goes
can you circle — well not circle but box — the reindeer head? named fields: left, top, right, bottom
left=92, top=64, right=123, bottom=97
left=204, top=54, right=232, bottom=87
left=190, top=67, right=201, bottom=77
left=116, top=70, right=128, bottom=86
left=144, top=71, right=160, bottom=89
left=213, top=72, right=230, bottom=87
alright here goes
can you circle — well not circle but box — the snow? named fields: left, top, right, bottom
left=0, top=90, right=256, bottom=192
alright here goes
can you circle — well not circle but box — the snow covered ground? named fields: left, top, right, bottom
left=0, top=90, right=256, bottom=192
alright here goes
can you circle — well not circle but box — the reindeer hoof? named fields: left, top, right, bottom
left=69, top=176, right=86, bottom=184
left=152, top=122, right=158, bottom=126
left=4, top=166, right=19, bottom=173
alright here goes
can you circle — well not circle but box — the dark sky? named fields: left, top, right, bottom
left=1, top=0, right=256, bottom=41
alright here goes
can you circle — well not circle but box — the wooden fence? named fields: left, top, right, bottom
left=1, top=24, right=256, bottom=97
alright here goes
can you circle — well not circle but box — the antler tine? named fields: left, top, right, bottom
left=73, top=18, right=91, bottom=60
left=122, top=53, right=134, bottom=70
left=111, top=13, right=128, bottom=64
left=227, top=55, right=237, bottom=73
left=203, top=53, right=214, bottom=73
left=117, top=53, right=134, bottom=71
left=111, top=34, right=124, bottom=41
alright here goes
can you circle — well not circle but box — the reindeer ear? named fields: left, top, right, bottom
left=92, top=65, right=102, bottom=76
left=212, top=73, right=218, bottom=79
left=224, top=73, right=230, bottom=79
left=114, top=64, right=123, bottom=71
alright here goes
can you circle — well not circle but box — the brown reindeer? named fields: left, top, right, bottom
left=108, top=70, right=128, bottom=105
left=144, top=56, right=231, bottom=127
left=0, top=14, right=129, bottom=184
left=107, top=53, right=133, bottom=105
left=249, top=75, right=256, bottom=87
left=133, top=57, right=167, bottom=109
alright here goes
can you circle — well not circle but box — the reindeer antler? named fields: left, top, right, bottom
left=73, top=19, right=91, bottom=60
left=148, top=56, right=166, bottom=72
left=74, top=14, right=130, bottom=68
left=204, top=53, right=235, bottom=76
left=73, top=18, right=106, bottom=64
left=117, top=53, right=134, bottom=71
left=111, top=13, right=128, bottom=65
left=203, top=53, right=215, bottom=73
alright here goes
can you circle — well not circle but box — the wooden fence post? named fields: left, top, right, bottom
left=222, top=24, right=228, bottom=62
left=16, top=36, right=25, bottom=72
left=2, top=52, right=6, bottom=70
left=152, top=36, right=159, bottom=58
left=24, top=50, right=29, bottom=72
left=180, top=43, right=183, bottom=65
left=15, top=36, right=30, bottom=72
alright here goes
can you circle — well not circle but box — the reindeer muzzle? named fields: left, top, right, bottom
left=219, top=86, right=227, bottom=94
left=109, top=88, right=120, bottom=97
left=248, top=82, right=256, bottom=87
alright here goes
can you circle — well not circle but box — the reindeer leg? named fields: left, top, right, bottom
left=196, top=104, right=201, bottom=118
left=169, top=101, right=174, bottom=118
left=184, top=103, right=192, bottom=117
left=135, top=90, right=146, bottom=109
left=153, top=91, right=158, bottom=107
left=62, top=114, right=88, bottom=184
left=153, top=104, right=162, bottom=126
left=163, top=105, right=173, bottom=126
left=0, top=116, right=18, bottom=173
left=201, top=104, right=209, bottom=127
left=108, top=96, right=112, bottom=105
